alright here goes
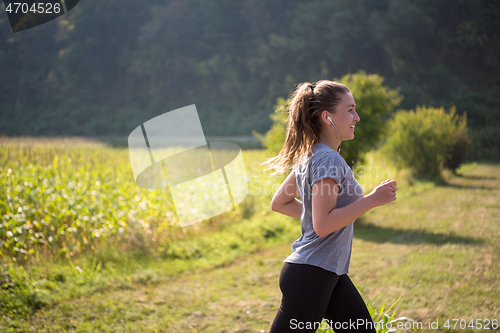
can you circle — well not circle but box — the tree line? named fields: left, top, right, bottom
left=0, top=0, right=498, bottom=159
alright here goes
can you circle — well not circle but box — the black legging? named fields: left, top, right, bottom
left=270, top=263, right=376, bottom=333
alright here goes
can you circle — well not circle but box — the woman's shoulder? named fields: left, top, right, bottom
left=295, top=143, right=346, bottom=175
left=311, top=143, right=346, bottom=167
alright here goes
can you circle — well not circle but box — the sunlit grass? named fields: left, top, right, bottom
left=355, top=148, right=437, bottom=200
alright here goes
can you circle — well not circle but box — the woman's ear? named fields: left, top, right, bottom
left=321, top=110, right=331, bottom=124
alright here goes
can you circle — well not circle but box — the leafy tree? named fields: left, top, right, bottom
left=381, top=106, right=469, bottom=178
left=0, top=0, right=498, bottom=164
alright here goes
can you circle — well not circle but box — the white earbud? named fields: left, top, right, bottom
left=326, top=115, right=341, bottom=154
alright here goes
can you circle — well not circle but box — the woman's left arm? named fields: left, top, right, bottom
left=270, top=171, right=302, bottom=219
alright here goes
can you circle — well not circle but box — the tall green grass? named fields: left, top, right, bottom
left=0, top=138, right=276, bottom=263
left=0, top=137, right=289, bottom=321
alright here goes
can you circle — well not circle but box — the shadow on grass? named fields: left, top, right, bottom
left=407, top=171, right=498, bottom=190
left=453, top=173, right=497, bottom=181
left=354, top=220, right=483, bottom=246
left=440, top=182, right=497, bottom=190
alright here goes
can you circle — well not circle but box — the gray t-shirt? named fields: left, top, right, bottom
left=284, top=142, right=364, bottom=275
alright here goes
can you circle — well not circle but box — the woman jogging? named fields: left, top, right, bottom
left=264, top=80, right=397, bottom=332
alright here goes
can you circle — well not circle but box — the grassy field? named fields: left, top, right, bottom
left=1, top=139, right=499, bottom=332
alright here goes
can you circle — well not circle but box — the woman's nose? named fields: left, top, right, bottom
left=354, top=111, right=360, bottom=122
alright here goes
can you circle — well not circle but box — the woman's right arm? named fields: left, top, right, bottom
left=311, top=178, right=397, bottom=237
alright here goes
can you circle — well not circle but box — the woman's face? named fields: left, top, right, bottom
left=328, top=92, right=360, bottom=141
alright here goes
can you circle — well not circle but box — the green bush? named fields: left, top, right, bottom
left=381, top=106, right=469, bottom=178
left=253, top=71, right=403, bottom=167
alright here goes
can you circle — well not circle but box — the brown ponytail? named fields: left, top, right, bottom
left=262, top=80, right=351, bottom=175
